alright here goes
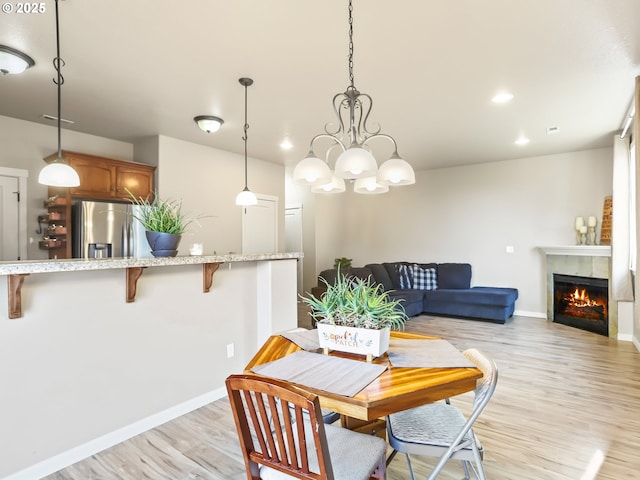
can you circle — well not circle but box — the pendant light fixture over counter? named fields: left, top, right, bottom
left=235, top=77, right=258, bottom=206
left=38, top=0, right=80, bottom=187
left=292, top=0, right=415, bottom=194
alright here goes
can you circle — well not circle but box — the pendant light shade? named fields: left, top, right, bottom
left=38, top=0, right=80, bottom=187
left=377, top=155, right=416, bottom=186
left=334, top=146, right=378, bottom=179
left=235, top=187, right=257, bottom=206
left=311, top=175, right=346, bottom=194
left=353, top=176, right=389, bottom=194
left=292, top=153, right=333, bottom=186
left=235, top=77, right=258, bottom=206
left=0, top=45, right=35, bottom=75
left=38, top=161, right=80, bottom=187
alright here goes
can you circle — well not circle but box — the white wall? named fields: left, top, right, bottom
left=310, top=148, right=613, bottom=317
left=0, top=115, right=134, bottom=259
left=0, top=260, right=298, bottom=479
left=156, top=135, right=286, bottom=256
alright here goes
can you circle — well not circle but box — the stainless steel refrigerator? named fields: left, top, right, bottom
left=72, top=200, right=151, bottom=259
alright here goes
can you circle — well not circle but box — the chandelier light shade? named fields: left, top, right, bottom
left=38, top=0, right=80, bottom=187
left=292, top=153, right=332, bottom=186
left=194, top=115, right=224, bottom=133
left=311, top=175, right=346, bottom=194
left=235, top=77, right=258, bottom=206
left=353, top=176, right=389, bottom=194
left=292, top=0, right=415, bottom=194
left=0, top=45, right=35, bottom=75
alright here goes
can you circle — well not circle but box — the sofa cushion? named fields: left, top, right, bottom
left=411, top=264, right=437, bottom=290
left=364, top=263, right=394, bottom=291
left=437, top=263, right=472, bottom=289
left=423, top=286, right=518, bottom=306
left=396, top=264, right=413, bottom=289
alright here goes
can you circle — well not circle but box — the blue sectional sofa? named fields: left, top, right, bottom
left=309, top=262, right=518, bottom=324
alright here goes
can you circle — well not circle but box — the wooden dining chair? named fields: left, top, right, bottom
left=226, top=373, right=387, bottom=480
left=385, top=348, right=498, bottom=480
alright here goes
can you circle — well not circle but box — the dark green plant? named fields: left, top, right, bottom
left=301, top=269, right=407, bottom=330
left=333, top=257, right=353, bottom=269
left=126, top=189, right=200, bottom=234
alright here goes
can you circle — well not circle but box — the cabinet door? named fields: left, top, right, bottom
left=115, top=164, right=154, bottom=200
left=67, top=157, right=115, bottom=199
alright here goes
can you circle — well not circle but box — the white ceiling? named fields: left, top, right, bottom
left=1, top=0, right=639, bottom=171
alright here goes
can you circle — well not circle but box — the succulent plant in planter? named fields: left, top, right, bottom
left=301, top=270, right=407, bottom=359
left=126, top=190, right=201, bottom=257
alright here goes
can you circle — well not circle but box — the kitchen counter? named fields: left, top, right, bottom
left=0, top=252, right=302, bottom=275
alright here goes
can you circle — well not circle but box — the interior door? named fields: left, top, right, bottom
left=242, top=195, right=277, bottom=254
left=0, top=175, right=20, bottom=261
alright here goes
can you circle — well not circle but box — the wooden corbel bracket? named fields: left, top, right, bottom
left=126, top=267, right=146, bottom=303
left=8, top=274, right=29, bottom=319
left=203, top=262, right=221, bottom=293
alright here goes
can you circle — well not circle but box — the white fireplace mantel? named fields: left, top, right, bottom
left=538, top=245, right=611, bottom=257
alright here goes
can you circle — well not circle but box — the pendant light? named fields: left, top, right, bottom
left=292, top=0, right=415, bottom=194
left=38, top=0, right=80, bottom=187
left=235, top=77, right=258, bottom=206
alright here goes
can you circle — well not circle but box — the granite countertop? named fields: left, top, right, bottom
left=0, top=252, right=303, bottom=275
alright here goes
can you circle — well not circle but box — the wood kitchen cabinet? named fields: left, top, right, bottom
left=40, top=152, right=156, bottom=259
left=44, top=151, right=156, bottom=201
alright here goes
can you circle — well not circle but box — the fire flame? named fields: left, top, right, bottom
left=566, top=287, right=599, bottom=308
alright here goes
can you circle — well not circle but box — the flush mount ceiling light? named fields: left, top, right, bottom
left=0, top=45, right=35, bottom=75
left=194, top=115, right=224, bottom=133
left=38, top=0, right=80, bottom=187
left=292, top=0, right=415, bottom=194
left=235, top=77, right=258, bottom=206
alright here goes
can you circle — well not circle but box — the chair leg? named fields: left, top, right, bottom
left=461, top=460, right=471, bottom=479
left=405, top=453, right=416, bottom=480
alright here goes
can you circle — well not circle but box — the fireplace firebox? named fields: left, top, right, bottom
left=553, top=274, right=608, bottom=336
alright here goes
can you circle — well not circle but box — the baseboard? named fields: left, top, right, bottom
left=633, top=336, right=640, bottom=352
left=513, top=309, right=547, bottom=319
left=4, top=387, right=228, bottom=480
left=618, top=333, right=634, bottom=342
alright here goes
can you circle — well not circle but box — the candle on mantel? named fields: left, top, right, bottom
left=575, top=216, right=585, bottom=229
left=580, top=225, right=588, bottom=234
left=588, top=216, right=597, bottom=227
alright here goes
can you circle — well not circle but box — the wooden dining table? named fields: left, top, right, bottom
left=245, top=330, right=483, bottom=436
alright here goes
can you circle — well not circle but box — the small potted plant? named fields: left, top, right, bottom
left=127, top=190, right=200, bottom=257
left=301, top=269, right=407, bottom=360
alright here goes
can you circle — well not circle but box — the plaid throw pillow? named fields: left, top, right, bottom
left=396, top=264, right=413, bottom=289
left=412, top=264, right=437, bottom=290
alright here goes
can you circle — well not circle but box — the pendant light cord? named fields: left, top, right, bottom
left=53, top=0, right=65, bottom=160
left=348, top=0, right=355, bottom=89
left=243, top=81, right=249, bottom=188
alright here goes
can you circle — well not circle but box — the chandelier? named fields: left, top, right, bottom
left=292, top=0, right=415, bottom=194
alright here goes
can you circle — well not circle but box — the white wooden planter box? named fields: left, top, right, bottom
left=317, top=324, right=390, bottom=360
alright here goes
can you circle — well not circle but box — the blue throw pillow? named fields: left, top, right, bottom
left=412, top=264, right=437, bottom=290
left=396, top=263, right=413, bottom=289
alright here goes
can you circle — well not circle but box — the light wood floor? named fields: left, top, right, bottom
left=45, top=313, right=640, bottom=480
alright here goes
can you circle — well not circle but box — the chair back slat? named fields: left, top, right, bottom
left=226, top=374, right=335, bottom=480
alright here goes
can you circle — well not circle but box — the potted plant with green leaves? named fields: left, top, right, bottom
left=127, top=190, right=200, bottom=257
left=300, top=269, right=407, bottom=360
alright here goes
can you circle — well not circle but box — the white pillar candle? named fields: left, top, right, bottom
left=588, top=216, right=597, bottom=227
left=575, top=216, right=585, bottom=229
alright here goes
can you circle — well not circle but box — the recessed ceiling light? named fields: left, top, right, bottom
left=492, top=92, right=514, bottom=104
left=515, top=136, right=530, bottom=146
left=280, top=138, right=293, bottom=150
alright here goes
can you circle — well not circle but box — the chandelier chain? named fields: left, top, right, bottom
left=348, top=0, right=354, bottom=88
left=53, top=0, right=65, bottom=160
left=243, top=81, right=249, bottom=187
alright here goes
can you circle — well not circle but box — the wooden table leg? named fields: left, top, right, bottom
left=8, top=274, right=29, bottom=319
